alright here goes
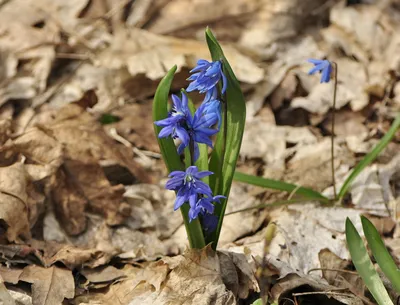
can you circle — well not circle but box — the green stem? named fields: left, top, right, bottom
left=331, top=62, right=338, bottom=200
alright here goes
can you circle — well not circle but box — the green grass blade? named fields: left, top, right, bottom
left=153, top=67, right=205, bottom=249
left=339, top=114, right=400, bottom=199
left=362, top=216, right=400, bottom=293
left=234, top=172, right=329, bottom=202
left=345, top=218, right=394, bottom=305
left=205, top=28, right=246, bottom=248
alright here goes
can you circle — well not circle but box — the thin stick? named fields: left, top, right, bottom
left=308, top=267, right=358, bottom=275
left=331, top=62, right=338, bottom=200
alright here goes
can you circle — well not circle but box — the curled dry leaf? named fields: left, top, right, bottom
left=19, top=265, right=74, bottom=305
left=0, top=163, right=30, bottom=242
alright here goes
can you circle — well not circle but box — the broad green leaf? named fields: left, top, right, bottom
left=345, top=218, right=394, bottom=305
left=152, top=65, right=183, bottom=172
left=205, top=28, right=246, bottom=248
left=362, top=216, right=400, bottom=293
left=339, top=114, right=400, bottom=199
left=153, top=67, right=205, bottom=249
left=234, top=172, right=329, bottom=202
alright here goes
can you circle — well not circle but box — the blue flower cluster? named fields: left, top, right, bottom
left=166, top=166, right=225, bottom=231
left=155, top=59, right=227, bottom=232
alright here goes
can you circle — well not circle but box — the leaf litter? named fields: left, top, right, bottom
left=0, top=0, right=399, bottom=304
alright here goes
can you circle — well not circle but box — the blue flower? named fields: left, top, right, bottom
left=307, top=59, right=332, bottom=83
left=155, top=93, right=219, bottom=161
left=154, top=94, right=191, bottom=142
left=201, top=214, right=218, bottom=233
left=187, top=59, right=227, bottom=99
left=198, top=98, right=222, bottom=129
left=177, top=102, right=219, bottom=161
left=165, top=166, right=213, bottom=211
left=188, top=195, right=225, bottom=222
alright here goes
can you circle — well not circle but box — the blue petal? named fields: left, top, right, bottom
left=158, top=125, right=174, bottom=138
left=193, top=170, right=213, bottom=179
left=320, top=64, right=332, bottom=83
left=221, top=70, right=228, bottom=94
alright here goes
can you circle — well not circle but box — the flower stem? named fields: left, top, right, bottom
left=331, top=62, right=338, bottom=200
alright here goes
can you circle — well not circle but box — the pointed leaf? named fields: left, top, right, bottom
left=345, top=218, right=394, bottom=305
left=362, top=216, right=400, bottom=293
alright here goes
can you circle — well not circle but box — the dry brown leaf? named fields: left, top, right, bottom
left=76, top=247, right=238, bottom=305
left=49, top=166, right=88, bottom=235
left=239, top=0, right=327, bottom=51
left=271, top=273, right=362, bottom=305
left=0, top=266, right=23, bottom=284
left=104, top=103, right=159, bottom=152
left=80, top=265, right=125, bottom=284
left=218, top=251, right=259, bottom=299
left=147, top=0, right=258, bottom=35
left=10, top=126, right=64, bottom=181
left=100, top=27, right=264, bottom=84
left=0, top=163, right=30, bottom=242
left=0, top=275, right=15, bottom=305
left=19, top=265, right=74, bottom=305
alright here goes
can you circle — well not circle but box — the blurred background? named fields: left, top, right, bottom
left=0, top=0, right=399, bottom=304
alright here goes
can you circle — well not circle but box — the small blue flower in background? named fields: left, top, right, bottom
left=187, top=59, right=227, bottom=99
left=307, top=59, right=332, bottom=83
left=165, top=166, right=213, bottom=211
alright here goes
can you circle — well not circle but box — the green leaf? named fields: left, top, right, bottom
left=152, top=65, right=184, bottom=173
left=205, top=28, right=246, bottom=248
left=153, top=67, right=205, bottom=249
left=339, top=114, right=400, bottom=199
left=362, top=216, right=400, bottom=293
left=234, top=172, right=329, bottom=202
left=345, top=218, right=394, bottom=305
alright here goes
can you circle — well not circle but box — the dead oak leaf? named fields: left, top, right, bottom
left=19, top=265, right=74, bottom=305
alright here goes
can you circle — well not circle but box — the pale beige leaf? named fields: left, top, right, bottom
left=19, top=265, right=74, bottom=305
